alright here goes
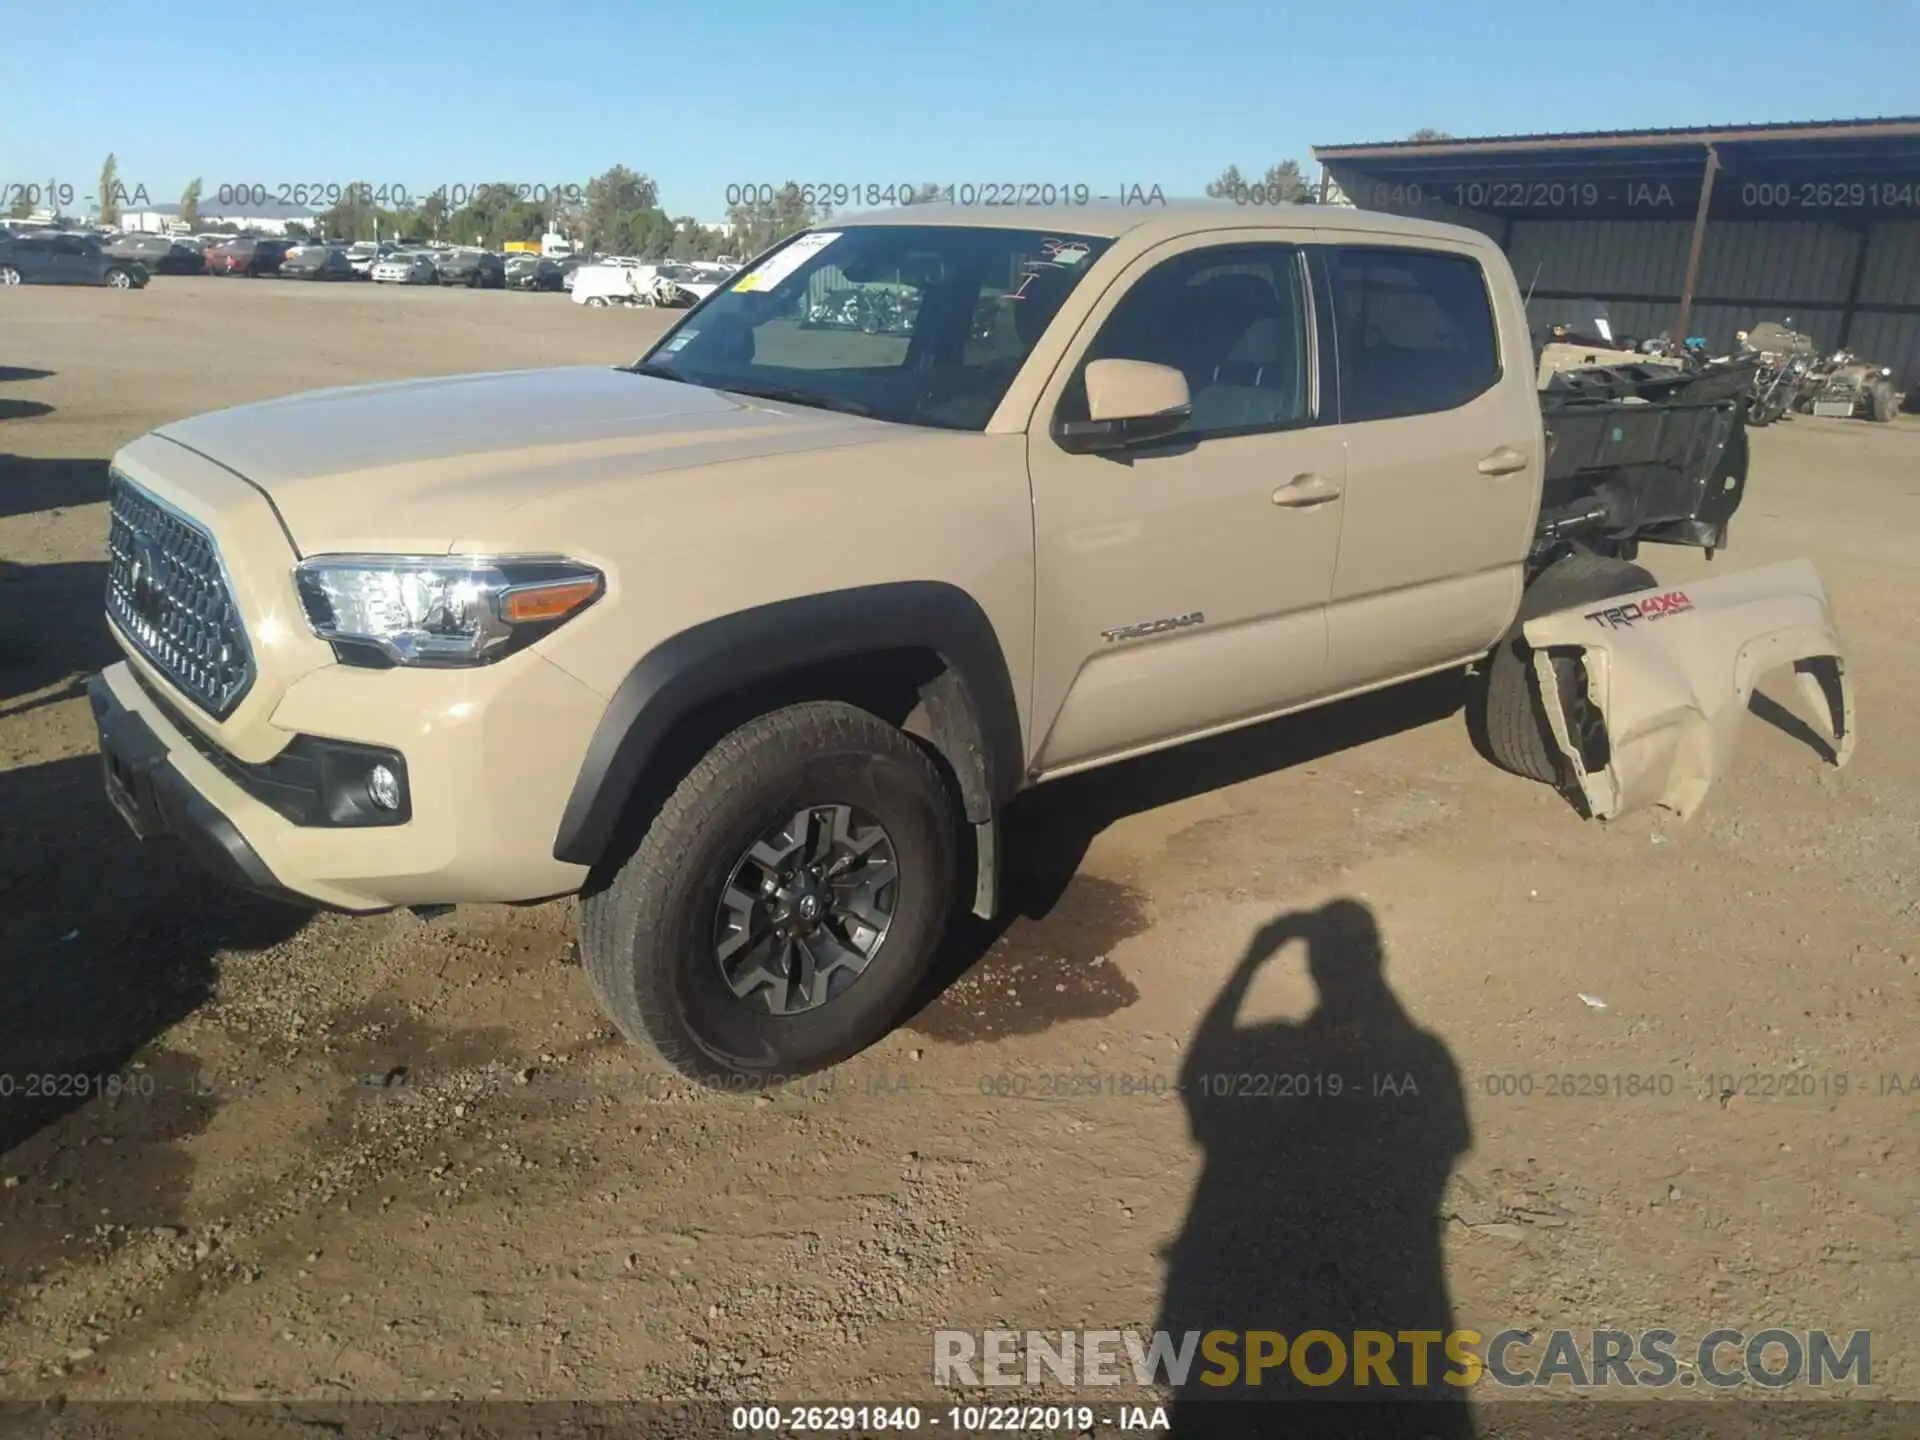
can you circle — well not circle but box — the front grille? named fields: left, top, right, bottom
left=105, top=472, right=255, bottom=718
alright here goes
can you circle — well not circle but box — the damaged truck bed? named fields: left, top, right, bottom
left=1535, top=355, right=1758, bottom=556
left=1513, top=357, right=1854, bottom=821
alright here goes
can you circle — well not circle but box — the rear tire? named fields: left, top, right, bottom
left=1869, top=380, right=1898, bottom=423
left=579, top=701, right=958, bottom=1084
left=1469, top=552, right=1657, bottom=784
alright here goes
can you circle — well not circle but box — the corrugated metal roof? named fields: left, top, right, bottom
left=1316, top=117, right=1920, bottom=158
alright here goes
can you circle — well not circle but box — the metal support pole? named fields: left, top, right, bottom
left=1838, top=222, right=1872, bottom=347
left=1675, top=144, right=1720, bottom=339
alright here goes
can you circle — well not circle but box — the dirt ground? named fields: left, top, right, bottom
left=2, top=278, right=1917, bottom=1415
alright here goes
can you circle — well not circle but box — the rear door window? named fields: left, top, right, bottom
left=1328, top=247, right=1500, bottom=422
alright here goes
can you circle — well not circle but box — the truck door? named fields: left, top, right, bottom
left=1024, top=233, right=1346, bottom=774
left=1318, top=242, right=1543, bottom=693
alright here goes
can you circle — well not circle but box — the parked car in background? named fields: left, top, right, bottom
left=103, top=232, right=206, bottom=275
left=371, top=251, right=438, bottom=285
left=207, top=238, right=291, bottom=277
left=0, top=231, right=150, bottom=288
left=651, top=261, right=733, bottom=306
left=434, top=248, right=507, bottom=288
left=346, top=241, right=395, bottom=277
left=569, top=261, right=731, bottom=309
left=281, top=245, right=358, bottom=281
left=506, top=253, right=564, bottom=291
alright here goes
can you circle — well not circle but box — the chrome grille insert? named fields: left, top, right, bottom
left=105, top=472, right=255, bottom=718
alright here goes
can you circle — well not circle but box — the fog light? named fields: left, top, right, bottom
left=367, top=764, right=402, bottom=811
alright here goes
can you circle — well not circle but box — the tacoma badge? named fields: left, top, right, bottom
left=1101, top=612, right=1205, bottom=644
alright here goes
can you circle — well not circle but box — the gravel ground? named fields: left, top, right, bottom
left=2, top=278, right=1917, bottom=1416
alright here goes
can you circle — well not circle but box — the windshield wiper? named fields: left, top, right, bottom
left=719, top=383, right=875, bottom=418
left=627, top=362, right=688, bottom=382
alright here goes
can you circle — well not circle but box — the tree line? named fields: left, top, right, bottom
left=13, top=140, right=1461, bottom=253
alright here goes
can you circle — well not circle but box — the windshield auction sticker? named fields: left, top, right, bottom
left=732, top=231, right=842, bottom=293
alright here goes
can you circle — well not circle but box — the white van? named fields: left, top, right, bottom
left=570, top=262, right=659, bottom=307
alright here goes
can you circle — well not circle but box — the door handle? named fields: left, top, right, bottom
left=1477, top=446, right=1529, bottom=476
left=1272, top=473, right=1342, bottom=508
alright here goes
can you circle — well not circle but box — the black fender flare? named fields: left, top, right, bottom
left=551, top=581, right=1025, bottom=868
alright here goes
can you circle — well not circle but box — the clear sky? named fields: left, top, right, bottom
left=5, top=0, right=1916, bottom=220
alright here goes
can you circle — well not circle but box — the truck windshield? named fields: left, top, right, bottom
left=632, top=224, right=1114, bottom=431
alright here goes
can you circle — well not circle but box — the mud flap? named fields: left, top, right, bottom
left=1520, top=558, right=1855, bottom=821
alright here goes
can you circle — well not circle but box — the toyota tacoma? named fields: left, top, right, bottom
left=88, top=202, right=1854, bottom=1082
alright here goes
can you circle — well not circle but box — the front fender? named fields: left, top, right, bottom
left=1521, top=558, right=1854, bottom=821
left=550, top=581, right=1024, bottom=868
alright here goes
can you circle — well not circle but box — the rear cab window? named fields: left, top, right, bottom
left=1327, top=246, right=1500, bottom=422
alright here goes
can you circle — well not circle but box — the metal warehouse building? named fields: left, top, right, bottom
left=1313, top=117, right=1920, bottom=404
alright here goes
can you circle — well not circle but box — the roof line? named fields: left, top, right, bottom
left=1315, top=117, right=1920, bottom=159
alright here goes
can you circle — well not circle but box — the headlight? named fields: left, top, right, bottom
left=294, top=554, right=603, bottom=666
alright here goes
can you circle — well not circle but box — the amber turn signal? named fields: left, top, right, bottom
left=502, top=577, right=602, bottom=624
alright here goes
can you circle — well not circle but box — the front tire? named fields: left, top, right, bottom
left=0, top=266, right=21, bottom=286
left=1469, top=552, right=1656, bottom=784
left=580, top=701, right=958, bottom=1083
left=104, top=267, right=132, bottom=289
left=1868, top=380, right=1898, bottom=423
left=586, top=296, right=608, bottom=307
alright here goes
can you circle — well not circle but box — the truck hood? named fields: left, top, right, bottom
left=154, top=365, right=897, bottom=553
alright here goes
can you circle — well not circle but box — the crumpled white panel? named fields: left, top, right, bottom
left=1521, top=558, right=1854, bottom=821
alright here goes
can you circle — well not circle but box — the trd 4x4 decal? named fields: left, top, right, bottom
left=1583, top=591, right=1694, bottom=630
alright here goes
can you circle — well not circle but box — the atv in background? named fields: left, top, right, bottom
left=1738, top=322, right=1900, bottom=425
left=1804, top=348, right=1901, bottom=423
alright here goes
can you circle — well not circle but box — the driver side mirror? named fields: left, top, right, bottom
left=1054, top=359, right=1192, bottom=454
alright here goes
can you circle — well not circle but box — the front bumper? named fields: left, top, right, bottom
left=89, top=673, right=341, bottom=911
left=88, top=651, right=602, bottom=912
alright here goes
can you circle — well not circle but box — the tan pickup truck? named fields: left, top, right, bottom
left=88, top=202, right=1854, bottom=1082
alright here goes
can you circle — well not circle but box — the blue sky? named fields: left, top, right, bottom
left=4, top=0, right=1916, bottom=220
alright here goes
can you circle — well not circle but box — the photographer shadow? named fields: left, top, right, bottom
left=1159, top=900, right=1476, bottom=1438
